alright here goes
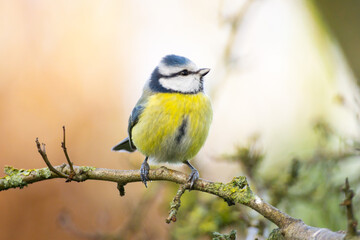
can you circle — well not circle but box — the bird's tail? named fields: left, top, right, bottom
left=112, top=137, right=136, bottom=152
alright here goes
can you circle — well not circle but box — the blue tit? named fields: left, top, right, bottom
left=112, top=54, right=212, bottom=188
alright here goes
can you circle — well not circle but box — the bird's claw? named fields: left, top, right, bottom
left=187, top=168, right=199, bottom=189
left=140, top=160, right=150, bottom=187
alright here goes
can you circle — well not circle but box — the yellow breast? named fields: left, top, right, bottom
left=131, top=92, right=212, bottom=163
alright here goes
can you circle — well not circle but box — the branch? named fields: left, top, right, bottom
left=35, top=138, right=68, bottom=178
left=61, top=126, right=75, bottom=181
left=166, top=183, right=188, bottom=223
left=0, top=164, right=351, bottom=240
left=341, top=178, right=359, bottom=238
left=0, top=133, right=357, bottom=239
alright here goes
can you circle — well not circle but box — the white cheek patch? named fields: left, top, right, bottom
left=159, top=75, right=201, bottom=93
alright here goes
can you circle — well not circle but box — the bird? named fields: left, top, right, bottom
left=112, top=54, right=212, bottom=188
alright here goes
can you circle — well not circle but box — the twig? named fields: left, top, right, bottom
left=210, top=0, right=256, bottom=99
left=117, top=182, right=126, bottom=196
left=61, top=126, right=75, bottom=181
left=340, top=178, right=358, bottom=237
left=35, top=138, right=68, bottom=178
left=166, top=183, right=188, bottom=223
left=221, top=0, right=255, bottom=67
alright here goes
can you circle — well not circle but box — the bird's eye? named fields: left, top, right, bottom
left=179, top=70, right=189, bottom=76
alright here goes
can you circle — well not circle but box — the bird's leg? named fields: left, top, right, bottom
left=184, top=160, right=199, bottom=189
left=140, top=156, right=150, bottom=187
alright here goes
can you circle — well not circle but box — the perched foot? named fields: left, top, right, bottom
left=188, top=168, right=199, bottom=189
left=184, top=160, right=199, bottom=189
left=140, top=157, right=150, bottom=187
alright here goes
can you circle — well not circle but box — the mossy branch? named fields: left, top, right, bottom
left=0, top=132, right=357, bottom=239
left=0, top=163, right=353, bottom=240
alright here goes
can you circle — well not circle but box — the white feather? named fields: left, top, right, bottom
left=159, top=75, right=201, bottom=93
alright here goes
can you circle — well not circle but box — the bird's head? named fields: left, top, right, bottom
left=149, top=55, right=210, bottom=94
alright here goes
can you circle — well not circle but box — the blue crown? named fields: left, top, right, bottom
left=161, top=55, right=190, bottom=67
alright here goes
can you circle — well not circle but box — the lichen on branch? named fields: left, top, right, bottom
left=0, top=131, right=356, bottom=240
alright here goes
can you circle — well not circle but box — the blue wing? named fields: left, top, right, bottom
left=112, top=104, right=144, bottom=152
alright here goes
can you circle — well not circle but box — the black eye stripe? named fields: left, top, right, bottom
left=160, top=70, right=196, bottom=78
left=179, top=70, right=189, bottom=76
left=178, top=70, right=196, bottom=76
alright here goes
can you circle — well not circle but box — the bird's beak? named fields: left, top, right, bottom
left=198, top=68, right=210, bottom=77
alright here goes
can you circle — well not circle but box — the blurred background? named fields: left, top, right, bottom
left=1, top=0, right=360, bottom=239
